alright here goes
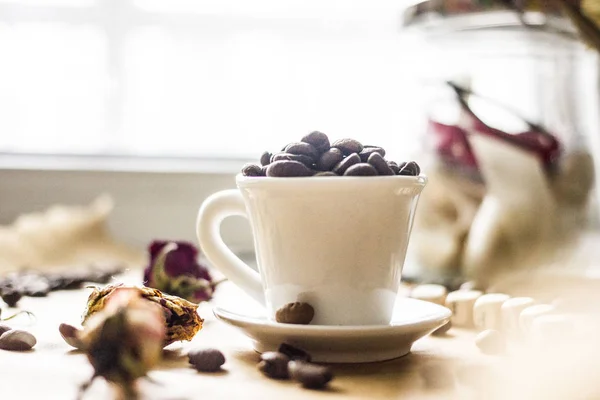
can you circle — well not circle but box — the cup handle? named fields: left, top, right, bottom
left=196, top=189, right=265, bottom=306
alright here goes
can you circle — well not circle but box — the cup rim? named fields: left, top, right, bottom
left=236, top=173, right=428, bottom=188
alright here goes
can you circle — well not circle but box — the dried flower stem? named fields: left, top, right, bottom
left=1, top=310, right=35, bottom=322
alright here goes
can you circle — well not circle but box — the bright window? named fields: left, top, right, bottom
left=0, top=0, right=425, bottom=161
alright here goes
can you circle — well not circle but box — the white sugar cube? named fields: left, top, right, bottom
left=473, top=293, right=510, bottom=331
left=501, top=297, right=535, bottom=336
left=410, top=284, right=448, bottom=306
left=445, top=290, right=483, bottom=328
left=519, top=304, right=555, bottom=333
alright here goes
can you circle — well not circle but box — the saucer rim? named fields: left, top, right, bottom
left=212, top=298, right=451, bottom=334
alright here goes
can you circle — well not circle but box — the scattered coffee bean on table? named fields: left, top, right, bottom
left=188, top=348, right=226, bottom=372
left=0, top=324, right=11, bottom=335
left=278, top=343, right=312, bottom=362
left=275, top=302, right=314, bottom=325
left=241, top=132, right=421, bottom=178
left=288, top=361, right=333, bottom=389
left=0, top=329, right=36, bottom=351
left=475, top=329, right=505, bottom=355
left=257, top=351, right=290, bottom=379
left=1, top=290, right=22, bottom=308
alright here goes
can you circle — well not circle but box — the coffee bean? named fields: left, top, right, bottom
left=0, top=329, right=36, bottom=351
left=316, top=148, right=343, bottom=171
left=432, top=321, right=452, bottom=336
left=1, top=290, right=22, bottom=308
left=301, top=131, right=330, bottom=154
left=276, top=302, right=314, bottom=324
left=367, top=153, right=394, bottom=175
left=258, top=351, right=290, bottom=379
left=58, top=323, right=83, bottom=350
left=288, top=361, right=333, bottom=389
left=387, top=160, right=400, bottom=174
left=332, top=153, right=360, bottom=175
left=188, top=348, right=226, bottom=372
left=331, top=138, right=363, bottom=155
left=278, top=343, right=312, bottom=362
left=0, top=324, right=11, bottom=335
left=242, top=163, right=264, bottom=177
left=272, top=152, right=315, bottom=168
left=420, top=363, right=454, bottom=389
left=359, top=146, right=386, bottom=162
left=398, top=161, right=421, bottom=176
left=314, top=171, right=338, bottom=177
left=267, top=160, right=314, bottom=177
left=284, top=142, right=319, bottom=161
left=260, top=151, right=272, bottom=167
left=475, top=329, right=505, bottom=355
left=343, top=163, right=378, bottom=176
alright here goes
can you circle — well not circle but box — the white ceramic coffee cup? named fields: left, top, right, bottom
left=197, top=174, right=427, bottom=325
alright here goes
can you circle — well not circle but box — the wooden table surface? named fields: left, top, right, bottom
left=0, top=270, right=490, bottom=400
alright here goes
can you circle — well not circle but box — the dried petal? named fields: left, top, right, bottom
left=143, top=241, right=217, bottom=303
left=82, top=284, right=203, bottom=346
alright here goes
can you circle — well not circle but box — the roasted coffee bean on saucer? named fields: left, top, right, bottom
left=275, top=302, right=314, bottom=325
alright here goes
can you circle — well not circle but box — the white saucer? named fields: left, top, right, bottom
left=213, top=298, right=451, bottom=363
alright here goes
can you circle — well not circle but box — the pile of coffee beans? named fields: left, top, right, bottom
left=242, top=131, right=421, bottom=177
left=0, top=263, right=124, bottom=308
left=257, top=343, right=333, bottom=390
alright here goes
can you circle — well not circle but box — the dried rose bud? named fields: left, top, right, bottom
left=143, top=241, right=218, bottom=303
left=82, top=284, right=203, bottom=346
left=78, top=287, right=166, bottom=397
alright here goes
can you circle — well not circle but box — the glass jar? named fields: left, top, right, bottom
left=401, top=2, right=600, bottom=288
